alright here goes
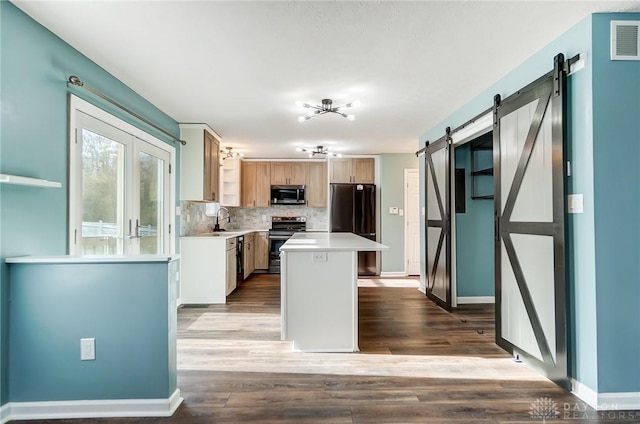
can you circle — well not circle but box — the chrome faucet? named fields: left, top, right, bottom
left=213, top=206, right=230, bottom=232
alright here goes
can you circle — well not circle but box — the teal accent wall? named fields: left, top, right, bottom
left=420, top=13, right=640, bottom=395
left=419, top=16, right=599, bottom=390
left=591, top=13, right=640, bottom=393
left=379, top=154, right=418, bottom=274
left=9, top=261, right=176, bottom=401
left=454, top=137, right=494, bottom=297
left=1, top=1, right=180, bottom=405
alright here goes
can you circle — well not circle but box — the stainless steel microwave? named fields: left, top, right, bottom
left=271, top=185, right=306, bottom=205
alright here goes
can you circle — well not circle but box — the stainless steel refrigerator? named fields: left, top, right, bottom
left=330, top=183, right=377, bottom=275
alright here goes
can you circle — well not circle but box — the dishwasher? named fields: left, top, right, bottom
left=236, top=235, right=244, bottom=283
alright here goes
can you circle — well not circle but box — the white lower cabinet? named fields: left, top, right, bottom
left=180, top=236, right=237, bottom=304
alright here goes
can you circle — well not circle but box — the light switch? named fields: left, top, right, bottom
left=399, top=209, right=404, bottom=216
left=389, top=207, right=399, bottom=215
left=421, top=207, right=425, bottom=216
left=568, top=194, right=584, bottom=214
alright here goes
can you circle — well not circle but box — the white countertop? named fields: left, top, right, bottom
left=6, top=254, right=180, bottom=264
left=280, top=232, right=388, bottom=252
left=180, top=229, right=268, bottom=239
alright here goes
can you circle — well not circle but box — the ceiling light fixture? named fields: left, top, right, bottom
left=296, top=145, right=342, bottom=158
left=296, top=99, right=359, bottom=122
left=221, top=146, right=244, bottom=160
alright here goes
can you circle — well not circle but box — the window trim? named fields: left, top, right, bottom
left=68, top=94, right=177, bottom=255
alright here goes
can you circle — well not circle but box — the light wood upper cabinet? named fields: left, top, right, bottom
left=180, top=124, right=221, bottom=201
left=306, top=162, right=328, bottom=207
left=330, top=158, right=375, bottom=184
left=241, top=161, right=271, bottom=208
left=353, top=158, right=375, bottom=184
left=255, top=231, right=269, bottom=270
left=329, top=158, right=352, bottom=183
left=271, top=162, right=306, bottom=185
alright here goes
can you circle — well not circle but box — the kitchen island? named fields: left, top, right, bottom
left=280, top=232, right=387, bottom=352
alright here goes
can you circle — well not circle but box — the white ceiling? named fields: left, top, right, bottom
left=13, top=1, right=640, bottom=158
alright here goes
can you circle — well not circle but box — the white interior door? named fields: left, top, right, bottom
left=494, top=54, right=569, bottom=389
left=405, top=169, right=420, bottom=275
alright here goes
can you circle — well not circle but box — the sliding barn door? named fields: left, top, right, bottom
left=493, top=54, right=569, bottom=389
left=424, top=134, right=452, bottom=311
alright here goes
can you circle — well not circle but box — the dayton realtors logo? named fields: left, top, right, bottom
left=529, top=397, right=560, bottom=422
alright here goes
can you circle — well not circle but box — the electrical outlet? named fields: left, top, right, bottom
left=312, top=252, right=327, bottom=262
left=81, top=338, right=95, bottom=361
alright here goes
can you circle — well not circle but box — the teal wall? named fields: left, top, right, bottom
left=454, top=137, right=494, bottom=298
left=419, top=16, right=599, bottom=390
left=591, top=14, right=640, bottom=393
left=1, top=1, right=180, bottom=405
left=420, top=13, right=640, bottom=395
left=9, top=261, right=175, bottom=401
left=379, top=153, right=418, bottom=274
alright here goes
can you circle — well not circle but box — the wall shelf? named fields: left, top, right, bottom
left=0, top=174, right=62, bottom=188
left=470, top=137, right=494, bottom=200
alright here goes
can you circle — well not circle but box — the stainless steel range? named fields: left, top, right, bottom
left=268, top=216, right=306, bottom=273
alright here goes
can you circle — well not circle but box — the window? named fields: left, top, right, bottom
left=69, top=95, right=176, bottom=255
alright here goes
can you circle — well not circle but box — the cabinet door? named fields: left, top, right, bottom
left=243, top=238, right=252, bottom=279
left=306, top=162, right=327, bottom=207
left=288, top=162, right=307, bottom=185
left=208, top=132, right=220, bottom=201
left=255, top=162, right=271, bottom=207
left=330, top=158, right=352, bottom=183
left=226, top=247, right=236, bottom=295
left=203, top=131, right=213, bottom=201
left=353, top=158, right=375, bottom=183
left=241, top=162, right=257, bottom=207
left=270, top=162, right=288, bottom=185
left=255, top=232, right=269, bottom=269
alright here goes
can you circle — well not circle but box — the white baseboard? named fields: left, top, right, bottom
left=571, top=379, right=599, bottom=408
left=457, top=296, right=495, bottom=304
left=571, top=379, right=640, bottom=411
left=1, top=403, right=10, bottom=424
left=3, top=389, right=182, bottom=422
left=597, top=392, right=640, bottom=411
left=379, top=272, right=407, bottom=277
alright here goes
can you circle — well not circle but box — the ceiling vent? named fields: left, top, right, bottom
left=611, top=20, right=640, bottom=60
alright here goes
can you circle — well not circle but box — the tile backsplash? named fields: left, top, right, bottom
left=180, top=201, right=328, bottom=235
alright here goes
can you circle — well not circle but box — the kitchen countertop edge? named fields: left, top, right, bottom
left=280, top=232, right=388, bottom=252
left=180, top=229, right=269, bottom=239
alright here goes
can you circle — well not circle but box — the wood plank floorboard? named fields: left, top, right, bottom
left=15, top=274, right=640, bottom=423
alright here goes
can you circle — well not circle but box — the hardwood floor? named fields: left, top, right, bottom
left=16, top=274, right=640, bottom=423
